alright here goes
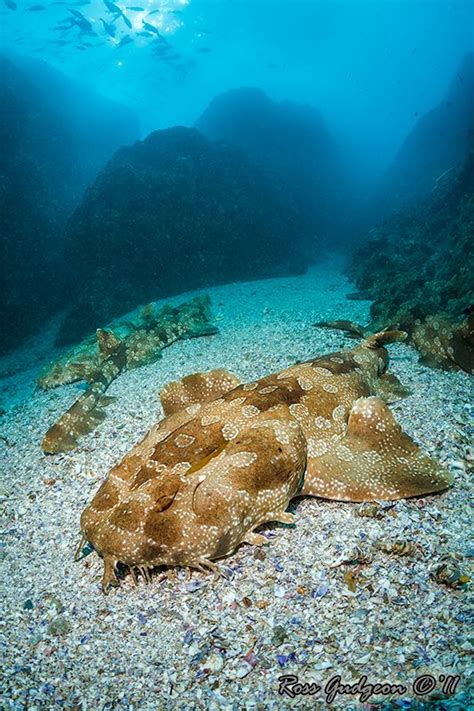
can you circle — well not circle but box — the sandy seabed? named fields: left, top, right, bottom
left=1, top=259, right=472, bottom=710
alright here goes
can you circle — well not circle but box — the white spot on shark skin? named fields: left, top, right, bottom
left=175, top=433, right=195, bottom=447
left=230, top=452, right=258, bottom=467
left=222, top=423, right=240, bottom=440
left=315, top=415, right=332, bottom=430
left=273, top=425, right=290, bottom=445
left=186, top=404, right=201, bottom=415
left=323, top=383, right=338, bottom=394
left=259, top=385, right=278, bottom=394
left=336, top=444, right=353, bottom=462
left=307, top=438, right=328, bottom=457
left=289, top=403, right=309, bottom=420
left=201, top=414, right=220, bottom=426
left=332, top=405, right=346, bottom=421
left=172, top=461, right=191, bottom=474
left=313, top=366, right=333, bottom=377
left=242, top=405, right=260, bottom=418
left=231, top=396, right=247, bottom=406
left=297, top=377, right=313, bottom=391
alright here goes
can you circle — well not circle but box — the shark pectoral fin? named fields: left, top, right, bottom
left=302, top=396, right=453, bottom=502
left=375, top=373, right=412, bottom=402
left=160, top=368, right=240, bottom=416
left=243, top=532, right=267, bottom=547
left=269, top=512, right=296, bottom=525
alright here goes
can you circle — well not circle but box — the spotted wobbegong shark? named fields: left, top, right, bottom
left=80, top=330, right=453, bottom=592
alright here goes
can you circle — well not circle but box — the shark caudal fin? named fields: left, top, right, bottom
left=362, top=330, right=407, bottom=348
left=313, top=320, right=406, bottom=347
left=301, top=396, right=453, bottom=502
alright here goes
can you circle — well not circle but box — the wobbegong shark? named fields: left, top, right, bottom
left=79, top=330, right=453, bottom=592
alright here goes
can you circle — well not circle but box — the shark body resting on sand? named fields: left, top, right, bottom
left=80, top=330, right=453, bottom=592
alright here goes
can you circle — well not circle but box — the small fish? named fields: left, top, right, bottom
left=3, top=0, right=17, bottom=9
left=126, top=5, right=144, bottom=9
left=121, top=12, right=132, bottom=28
left=69, top=8, right=94, bottom=33
left=195, top=47, right=211, bottom=53
left=142, top=20, right=162, bottom=36
left=103, top=0, right=121, bottom=12
left=27, top=4, right=46, bottom=10
left=100, top=17, right=116, bottom=37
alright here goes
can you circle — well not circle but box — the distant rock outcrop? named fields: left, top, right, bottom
left=0, top=54, right=139, bottom=354
left=57, top=126, right=309, bottom=345
left=373, top=52, right=474, bottom=218
left=196, top=87, right=353, bottom=244
left=346, top=153, right=474, bottom=372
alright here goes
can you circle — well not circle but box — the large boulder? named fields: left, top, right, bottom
left=0, top=54, right=139, bottom=354
left=195, top=87, right=353, bottom=243
left=57, top=126, right=309, bottom=345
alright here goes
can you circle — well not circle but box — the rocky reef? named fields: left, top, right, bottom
left=0, top=54, right=139, bottom=354
left=57, top=126, right=309, bottom=346
left=346, top=153, right=474, bottom=372
left=372, top=52, right=474, bottom=219
left=196, top=87, right=353, bottom=244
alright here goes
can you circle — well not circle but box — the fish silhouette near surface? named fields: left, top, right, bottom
left=80, top=330, right=453, bottom=592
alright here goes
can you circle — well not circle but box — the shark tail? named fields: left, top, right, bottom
left=363, top=330, right=407, bottom=349
left=314, top=320, right=406, bottom=348
left=313, top=319, right=368, bottom=338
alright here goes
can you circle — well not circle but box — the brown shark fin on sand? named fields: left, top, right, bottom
left=41, top=395, right=111, bottom=453
left=302, top=396, right=452, bottom=502
left=313, top=320, right=368, bottom=338
left=160, top=369, right=240, bottom=416
left=96, top=329, right=122, bottom=358
left=374, top=372, right=412, bottom=402
left=42, top=423, right=79, bottom=454
left=362, top=330, right=407, bottom=348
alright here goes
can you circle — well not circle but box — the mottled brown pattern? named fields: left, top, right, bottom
left=41, top=296, right=218, bottom=454
left=80, top=331, right=452, bottom=592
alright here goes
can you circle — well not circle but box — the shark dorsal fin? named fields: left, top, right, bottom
left=96, top=329, right=122, bottom=358
left=160, top=368, right=240, bottom=416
